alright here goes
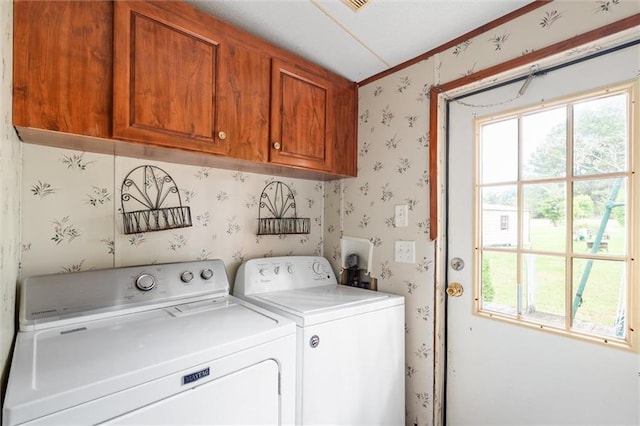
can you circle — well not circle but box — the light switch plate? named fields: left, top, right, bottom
left=395, top=240, right=415, bottom=263
left=395, top=204, right=409, bottom=227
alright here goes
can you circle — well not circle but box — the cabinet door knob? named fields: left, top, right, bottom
left=273, top=142, right=281, bottom=150
left=218, top=131, right=227, bottom=140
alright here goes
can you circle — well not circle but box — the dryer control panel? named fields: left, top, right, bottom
left=234, top=256, right=337, bottom=296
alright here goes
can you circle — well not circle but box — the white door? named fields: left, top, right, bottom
left=445, top=45, right=639, bottom=425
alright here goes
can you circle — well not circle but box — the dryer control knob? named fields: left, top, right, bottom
left=201, top=268, right=214, bottom=280
left=287, top=265, right=294, bottom=274
left=180, top=271, right=194, bottom=283
left=135, top=273, right=156, bottom=291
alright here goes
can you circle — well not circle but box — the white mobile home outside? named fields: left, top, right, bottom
left=482, top=204, right=530, bottom=247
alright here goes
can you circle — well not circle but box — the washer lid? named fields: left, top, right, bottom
left=251, top=285, right=404, bottom=326
left=3, top=296, right=294, bottom=426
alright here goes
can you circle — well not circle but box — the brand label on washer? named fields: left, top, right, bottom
left=309, top=335, right=320, bottom=348
left=182, top=367, right=210, bottom=385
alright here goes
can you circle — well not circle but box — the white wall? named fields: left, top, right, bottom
left=0, top=0, right=21, bottom=400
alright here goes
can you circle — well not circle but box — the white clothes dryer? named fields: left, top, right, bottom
left=233, top=256, right=405, bottom=426
left=3, top=260, right=296, bottom=426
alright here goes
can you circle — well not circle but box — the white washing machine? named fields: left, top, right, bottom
left=233, top=256, right=405, bottom=426
left=3, top=260, right=296, bottom=426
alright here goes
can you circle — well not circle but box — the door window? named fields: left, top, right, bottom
left=475, top=84, right=636, bottom=348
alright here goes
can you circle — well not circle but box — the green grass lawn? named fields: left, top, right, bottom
left=481, top=218, right=627, bottom=335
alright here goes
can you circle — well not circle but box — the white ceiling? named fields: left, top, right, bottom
left=186, top=0, right=533, bottom=82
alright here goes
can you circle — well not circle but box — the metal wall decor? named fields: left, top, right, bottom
left=121, top=165, right=192, bottom=234
left=257, top=181, right=310, bottom=235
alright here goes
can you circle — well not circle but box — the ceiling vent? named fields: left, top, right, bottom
left=342, top=0, right=371, bottom=12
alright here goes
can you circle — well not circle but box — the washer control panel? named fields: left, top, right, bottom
left=21, top=260, right=229, bottom=330
left=234, top=256, right=337, bottom=296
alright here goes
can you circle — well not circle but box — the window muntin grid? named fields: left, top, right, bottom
left=474, top=85, right=635, bottom=348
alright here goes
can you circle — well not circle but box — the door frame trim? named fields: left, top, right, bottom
left=430, top=17, right=640, bottom=425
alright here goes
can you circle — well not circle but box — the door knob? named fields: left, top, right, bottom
left=446, top=282, right=464, bottom=297
left=273, top=142, right=281, bottom=150
left=218, top=131, right=227, bottom=140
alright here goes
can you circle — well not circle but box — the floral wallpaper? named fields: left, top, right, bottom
left=435, top=0, right=639, bottom=83
left=3, top=0, right=639, bottom=423
left=0, top=0, right=20, bottom=396
left=21, top=143, right=325, bottom=280
left=331, top=1, right=639, bottom=425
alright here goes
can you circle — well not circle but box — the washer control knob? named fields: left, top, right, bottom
left=287, top=265, right=294, bottom=274
left=201, top=268, right=214, bottom=280
left=312, top=261, right=322, bottom=274
left=258, top=268, right=267, bottom=276
left=274, top=266, right=280, bottom=275
left=135, top=273, right=156, bottom=291
left=180, top=271, right=194, bottom=283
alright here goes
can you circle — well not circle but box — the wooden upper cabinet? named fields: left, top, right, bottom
left=13, top=0, right=112, bottom=138
left=15, top=0, right=354, bottom=178
left=113, top=1, right=270, bottom=160
left=270, top=60, right=335, bottom=172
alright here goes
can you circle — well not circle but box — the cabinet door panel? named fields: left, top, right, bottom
left=113, top=1, right=225, bottom=154
left=271, top=60, right=334, bottom=171
left=217, top=44, right=270, bottom=162
left=132, top=14, right=214, bottom=140
left=13, top=0, right=112, bottom=137
left=282, top=75, right=326, bottom=160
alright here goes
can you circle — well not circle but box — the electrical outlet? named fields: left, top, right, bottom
left=394, top=240, right=415, bottom=263
left=394, top=204, right=409, bottom=227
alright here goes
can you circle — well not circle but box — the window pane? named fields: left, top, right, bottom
left=480, top=118, right=518, bottom=183
left=521, top=255, right=565, bottom=327
left=474, top=87, right=633, bottom=346
left=522, top=107, right=566, bottom=180
left=481, top=186, right=517, bottom=247
left=572, top=178, right=627, bottom=256
left=523, top=182, right=566, bottom=252
left=572, top=258, right=626, bottom=339
left=573, top=93, right=628, bottom=176
left=480, top=251, right=517, bottom=316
